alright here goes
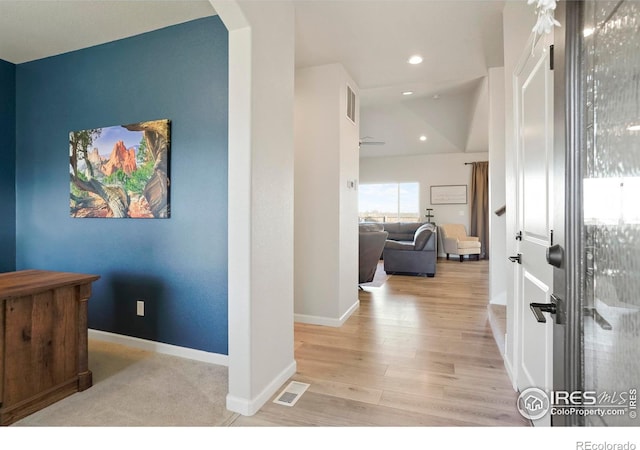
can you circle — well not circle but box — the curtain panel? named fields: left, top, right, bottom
left=470, top=161, right=489, bottom=259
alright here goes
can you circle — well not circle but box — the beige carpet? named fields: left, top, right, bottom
left=12, top=340, right=237, bottom=427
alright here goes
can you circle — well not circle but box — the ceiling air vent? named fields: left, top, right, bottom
left=346, top=84, right=356, bottom=124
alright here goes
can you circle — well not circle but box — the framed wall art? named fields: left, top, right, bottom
left=70, top=119, right=171, bottom=218
left=430, top=185, right=467, bottom=205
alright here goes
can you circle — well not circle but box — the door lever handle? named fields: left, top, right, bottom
left=530, top=302, right=557, bottom=323
left=508, top=254, right=522, bottom=264
left=584, top=307, right=613, bottom=330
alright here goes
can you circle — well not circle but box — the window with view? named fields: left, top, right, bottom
left=358, top=183, right=420, bottom=223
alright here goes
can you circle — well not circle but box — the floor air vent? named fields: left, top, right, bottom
left=273, top=381, right=310, bottom=407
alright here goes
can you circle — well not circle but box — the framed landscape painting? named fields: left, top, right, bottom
left=69, top=119, right=171, bottom=218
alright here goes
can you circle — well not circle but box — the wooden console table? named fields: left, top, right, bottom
left=0, top=270, right=100, bottom=426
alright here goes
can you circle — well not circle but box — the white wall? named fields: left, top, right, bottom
left=466, top=77, right=490, bottom=153
left=502, top=1, right=537, bottom=387
left=213, top=0, right=296, bottom=416
left=338, top=78, right=360, bottom=317
left=489, top=67, right=506, bottom=306
left=294, top=63, right=360, bottom=325
left=359, top=151, right=488, bottom=256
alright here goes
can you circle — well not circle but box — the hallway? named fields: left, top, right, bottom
left=233, top=259, right=529, bottom=426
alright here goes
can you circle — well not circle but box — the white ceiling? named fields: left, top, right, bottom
left=0, top=1, right=216, bottom=64
left=0, top=0, right=506, bottom=159
left=294, top=0, right=505, bottom=158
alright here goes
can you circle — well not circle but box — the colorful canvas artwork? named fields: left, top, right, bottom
left=69, top=119, right=170, bottom=218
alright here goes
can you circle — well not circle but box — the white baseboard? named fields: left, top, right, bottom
left=88, top=329, right=228, bottom=366
left=503, top=348, right=518, bottom=391
left=489, top=291, right=507, bottom=305
left=294, top=299, right=359, bottom=327
left=226, top=360, right=297, bottom=416
left=487, top=311, right=506, bottom=357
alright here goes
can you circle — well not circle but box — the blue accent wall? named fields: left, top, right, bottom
left=0, top=59, right=16, bottom=273
left=15, top=17, right=228, bottom=354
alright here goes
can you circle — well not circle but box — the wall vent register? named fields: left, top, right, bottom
left=346, top=85, right=356, bottom=124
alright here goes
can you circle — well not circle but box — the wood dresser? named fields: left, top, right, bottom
left=0, top=270, right=100, bottom=426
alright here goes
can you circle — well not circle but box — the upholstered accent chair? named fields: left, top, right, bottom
left=359, top=223, right=389, bottom=284
left=439, top=223, right=481, bottom=262
left=382, top=223, right=437, bottom=277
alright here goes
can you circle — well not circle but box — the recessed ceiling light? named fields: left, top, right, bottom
left=419, top=135, right=427, bottom=142
left=628, top=124, right=640, bottom=131
left=402, top=91, right=414, bottom=96
left=408, top=55, right=423, bottom=65
left=583, top=28, right=595, bottom=37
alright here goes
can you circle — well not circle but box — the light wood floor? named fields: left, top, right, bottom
left=231, top=258, right=530, bottom=426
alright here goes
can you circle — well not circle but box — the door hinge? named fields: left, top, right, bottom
left=515, top=231, right=523, bottom=241
left=550, top=44, right=554, bottom=70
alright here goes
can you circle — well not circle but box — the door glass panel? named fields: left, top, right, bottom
left=582, top=0, right=640, bottom=426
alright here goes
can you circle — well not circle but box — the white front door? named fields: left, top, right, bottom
left=514, top=33, right=555, bottom=426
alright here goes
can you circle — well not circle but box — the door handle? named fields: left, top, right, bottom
left=584, top=307, right=613, bottom=330
left=530, top=302, right=557, bottom=323
left=530, top=294, right=560, bottom=323
left=546, top=244, right=563, bottom=268
left=508, top=254, right=522, bottom=264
